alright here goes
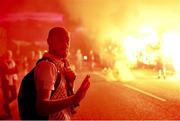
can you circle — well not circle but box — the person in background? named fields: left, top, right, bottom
left=75, top=49, right=83, bottom=71
left=89, top=50, right=95, bottom=71
left=157, top=57, right=166, bottom=79
left=0, top=50, right=18, bottom=118
left=22, top=56, right=29, bottom=75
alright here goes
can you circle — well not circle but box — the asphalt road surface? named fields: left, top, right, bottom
left=72, top=70, right=180, bottom=120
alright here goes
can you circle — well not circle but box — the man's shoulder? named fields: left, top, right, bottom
left=36, top=59, right=56, bottom=69
left=34, top=60, right=58, bottom=79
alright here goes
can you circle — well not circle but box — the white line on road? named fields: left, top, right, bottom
left=123, top=84, right=167, bottom=102
left=91, top=71, right=167, bottom=102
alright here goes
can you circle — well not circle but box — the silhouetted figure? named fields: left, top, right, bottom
left=156, top=56, right=166, bottom=79
left=28, top=50, right=36, bottom=70
left=22, top=56, right=29, bottom=75
left=0, top=50, right=18, bottom=118
left=89, top=50, right=95, bottom=71
left=75, top=49, right=83, bottom=71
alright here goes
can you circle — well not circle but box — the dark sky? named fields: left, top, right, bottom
left=0, top=0, right=73, bottom=41
left=0, top=0, right=90, bottom=54
left=0, top=0, right=66, bottom=15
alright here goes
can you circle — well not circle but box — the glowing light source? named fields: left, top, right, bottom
left=83, top=55, right=88, bottom=61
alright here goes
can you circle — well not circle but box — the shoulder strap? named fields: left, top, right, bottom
left=36, top=57, right=61, bottom=95
left=36, top=57, right=54, bottom=65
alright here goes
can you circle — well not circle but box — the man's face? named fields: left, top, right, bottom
left=5, top=50, right=12, bottom=60
left=51, top=34, right=70, bottom=58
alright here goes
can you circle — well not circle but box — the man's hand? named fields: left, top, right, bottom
left=65, top=70, right=76, bottom=87
left=74, top=75, right=90, bottom=104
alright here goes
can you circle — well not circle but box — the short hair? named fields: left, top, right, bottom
left=47, top=27, right=69, bottom=45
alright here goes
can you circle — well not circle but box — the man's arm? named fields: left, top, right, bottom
left=34, top=61, right=90, bottom=116
left=35, top=77, right=90, bottom=116
left=35, top=89, right=76, bottom=116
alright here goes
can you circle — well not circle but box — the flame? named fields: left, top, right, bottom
left=62, top=0, right=180, bottom=79
left=162, top=31, right=180, bottom=71
left=94, top=25, right=180, bottom=80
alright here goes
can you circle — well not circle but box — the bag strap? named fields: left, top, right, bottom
left=36, top=57, right=61, bottom=94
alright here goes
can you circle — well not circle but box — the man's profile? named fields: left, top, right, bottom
left=18, top=27, right=90, bottom=120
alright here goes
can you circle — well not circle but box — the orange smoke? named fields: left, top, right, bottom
left=62, top=0, right=180, bottom=80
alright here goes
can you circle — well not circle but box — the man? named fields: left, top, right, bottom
left=0, top=50, right=18, bottom=118
left=75, top=49, right=83, bottom=71
left=32, top=27, right=90, bottom=120
left=156, top=52, right=166, bottom=79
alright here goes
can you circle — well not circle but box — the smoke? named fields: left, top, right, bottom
left=63, top=0, right=136, bottom=41
left=1, top=0, right=180, bottom=80
left=62, top=0, right=138, bottom=81
left=62, top=0, right=180, bottom=81
left=63, top=0, right=180, bottom=41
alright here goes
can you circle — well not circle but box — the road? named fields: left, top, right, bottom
left=72, top=69, right=180, bottom=120
left=1, top=68, right=180, bottom=119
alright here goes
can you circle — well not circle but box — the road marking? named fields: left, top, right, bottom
left=92, top=71, right=167, bottom=102
left=123, top=84, right=167, bottom=102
